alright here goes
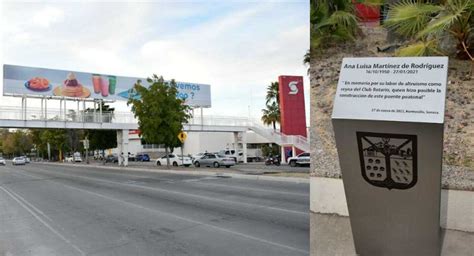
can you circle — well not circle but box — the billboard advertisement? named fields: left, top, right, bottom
left=278, top=75, right=307, bottom=155
left=3, top=64, right=211, bottom=107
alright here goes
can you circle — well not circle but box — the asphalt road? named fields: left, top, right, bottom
left=0, top=162, right=309, bottom=256
left=97, top=160, right=310, bottom=174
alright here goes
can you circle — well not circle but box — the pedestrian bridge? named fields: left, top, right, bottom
left=0, top=106, right=309, bottom=153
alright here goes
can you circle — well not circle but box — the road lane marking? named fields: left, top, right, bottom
left=0, top=186, right=86, bottom=256
left=22, top=166, right=309, bottom=216
left=13, top=171, right=309, bottom=255
left=4, top=186, right=54, bottom=223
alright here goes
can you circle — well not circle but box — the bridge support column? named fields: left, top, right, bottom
left=281, top=146, right=286, bottom=164
left=117, top=130, right=129, bottom=167
left=242, top=132, right=247, bottom=163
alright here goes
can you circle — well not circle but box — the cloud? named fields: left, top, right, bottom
left=32, top=6, right=64, bottom=28
left=1, top=1, right=309, bottom=122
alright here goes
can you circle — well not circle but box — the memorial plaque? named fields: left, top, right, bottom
left=332, top=57, right=448, bottom=256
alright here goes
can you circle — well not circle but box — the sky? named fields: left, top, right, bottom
left=0, top=0, right=309, bottom=123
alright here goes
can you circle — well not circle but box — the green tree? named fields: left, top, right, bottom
left=30, top=129, right=47, bottom=158
left=128, top=75, right=192, bottom=167
left=261, top=101, right=280, bottom=130
left=261, top=143, right=280, bottom=157
left=41, top=129, right=67, bottom=161
left=1, top=130, right=33, bottom=157
left=384, top=0, right=474, bottom=60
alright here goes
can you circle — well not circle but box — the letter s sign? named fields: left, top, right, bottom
left=288, top=81, right=299, bottom=95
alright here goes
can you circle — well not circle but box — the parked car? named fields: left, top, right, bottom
left=65, top=156, right=74, bottom=162
left=0, top=157, right=6, bottom=166
left=193, top=154, right=236, bottom=168
left=287, top=152, right=310, bottom=167
left=105, top=154, right=118, bottom=163
left=73, top=152, right=82, bottom=162
left=135, top=153, right=150, bottom=162
left=218, top=149, right=243, bottom=163
left=12, top=157, right=26, bottom=166
left=191, top=153, right=205, bottom=163
left=191, top=152, right=215, bottom=163
left=156, top=154, right=192, bottom=167
left=20, top=156, right=31, bottom=163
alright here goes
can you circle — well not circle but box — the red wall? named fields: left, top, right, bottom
left=278, top=75, right=307, bottom=156
left=354, top=2, right=380, bottom=21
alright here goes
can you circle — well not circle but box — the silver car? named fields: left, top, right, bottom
left=193, top=154, right=235, bottom=168
left=0, top=157, right=5, bottom=166
left=12, top=157, right=26, bottom=166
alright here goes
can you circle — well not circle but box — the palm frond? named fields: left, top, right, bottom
left=395, top=40, right=444, bottom=56
left=417, top=0, right=473, bottom=38
left=316, top=10, right=358, bottom=31
left=384, top=1, right=442, bottom=37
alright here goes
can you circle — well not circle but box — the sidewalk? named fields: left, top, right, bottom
left=35, top=161, right=310, bottom=184
left=310, top=212, right=474, bottom=256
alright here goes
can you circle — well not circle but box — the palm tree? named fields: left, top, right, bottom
left=265, top=82, right=279, bottom=105
left=262, top=82, right=280, bottom=130
left=261, top=102, right=280, bottom=130
left=384, top=0, right=474, bottom=60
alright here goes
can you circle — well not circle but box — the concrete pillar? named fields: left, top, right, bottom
left=117, top=130, right=123, bottom=166
left=242, top=132, right=248, bottom=163
left=281, top=146, right=286, bottom=164
left=117, top=130, right=130, bottom=167
left=122, top=130, right=129, bottom=167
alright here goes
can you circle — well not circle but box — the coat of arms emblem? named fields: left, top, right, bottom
left=356, top=132, right=417, bottom=190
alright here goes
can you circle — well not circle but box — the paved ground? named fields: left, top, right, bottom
left=0, top=162, right=309, bottom=256
left=310, top=212, right=474, bottom=256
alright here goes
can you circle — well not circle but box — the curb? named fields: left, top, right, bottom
left=35, top=162, right=309, bottom=184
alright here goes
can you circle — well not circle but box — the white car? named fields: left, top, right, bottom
left=0, top=157, right=6, bottom=166
left=20, top=156, right=30, bottom=163
left=193, top=154, right=236, bottom=168
left=73, top=152, right=82, bottom=162
left=218, top=149, right=244, bottom=163
left=156, top=154, right=192, bottom=167
left=287, top=152, right=310, bottom=167
left=12, top=157, right=26, bottom=166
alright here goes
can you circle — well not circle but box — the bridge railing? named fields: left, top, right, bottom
left=0, top=106, right=137, bottom=124
left=0, top=106, right=310, bottom=151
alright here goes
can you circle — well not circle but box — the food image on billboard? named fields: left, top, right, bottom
left=3, top=65, right=211, bottom=107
